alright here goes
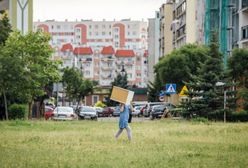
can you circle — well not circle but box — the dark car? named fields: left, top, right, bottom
left=98, top=107, right=114, bottom=117
left=143, top=102, right=165, bottom=117
left=150, top=103, right=176, bottom=120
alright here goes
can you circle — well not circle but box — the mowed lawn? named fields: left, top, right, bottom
left=0, top=119, right=248, bottom=168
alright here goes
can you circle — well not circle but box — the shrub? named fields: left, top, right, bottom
left=227, top=110, right=248, bottom=122
left=8, top=104, right=26, bottom=120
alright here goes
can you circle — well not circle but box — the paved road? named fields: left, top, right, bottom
left=97, top=116, right=150, bottom=122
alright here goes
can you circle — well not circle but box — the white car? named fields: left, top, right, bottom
left=52, top=106, right=78, bottom=120
left=79, top=106, right=98, bottom=120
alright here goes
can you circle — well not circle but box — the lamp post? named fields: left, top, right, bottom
left=216, top=82, right=227, bottom=123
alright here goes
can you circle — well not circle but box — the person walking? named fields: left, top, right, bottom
left=115, top=103, right=132, bottom=141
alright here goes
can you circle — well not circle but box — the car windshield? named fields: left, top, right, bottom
left=54, top=107, right=73, bottom=113
left=81, top=107, right=95, bottom=112
left=135, top=106, right=142, bottom=110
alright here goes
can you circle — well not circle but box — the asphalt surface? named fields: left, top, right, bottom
left=97, top=116, right=150, bottom=122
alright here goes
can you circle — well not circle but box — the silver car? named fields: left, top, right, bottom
left=79, top=106, right=97, bottom=120
left=52, top=106, right=78, bottom=120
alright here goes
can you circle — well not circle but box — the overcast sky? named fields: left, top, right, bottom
left=34, top=0, right=165, bottom=22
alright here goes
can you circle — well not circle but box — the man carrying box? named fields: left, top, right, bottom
left=110, top=86, right=134, bottom=141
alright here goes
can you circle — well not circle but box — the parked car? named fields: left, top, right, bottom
left=79, top=106, right=97, bottom=120
left=52, top=106, right=78, bottom=120
left=99, top=107, right=114, bottom=117
left=44, top=106, right=54, bottom=120
left=132, top=105, right=144, bottom=117
left=113, top=106, right=120, bottom=117
left=95, top=107, right=103, bottom=117
left=143, top=102, right=165, bottom=117
left=150, top=103, right=176, bottom=120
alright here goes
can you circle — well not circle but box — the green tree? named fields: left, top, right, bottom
left=0, top=13, right=12, bottom=119
left=0, top=13, right=11, bottom=45
left=183, top=33, right=225, bottom=118
left=228, top=48, right=248, bottom=110
left=62, top=67, right=94, bottom=110
left=1, top=31, right=61, bottom=119
left=154, top=44, right=208, bottom=93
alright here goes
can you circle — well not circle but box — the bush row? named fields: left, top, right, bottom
left=8, top=104, right=26, bottom=120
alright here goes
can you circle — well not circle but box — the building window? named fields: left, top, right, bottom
left=95, top=25, right=98, bottom=29
left=89, top=25, right=92, bottom=29
left=102, top=25, right=106, bottom=29
left=95, top=32, right=98, bottom=36
left=89, top=32, right=92, bottom=36
left=109, top=32, right=111, bottom=35
left=92, top=95, right=99, bottom=105
left=57, top=25, right=61, bottom=29
left=102, top=32, right=106, bottom=35
left=132, top=31, right=136, bottom=35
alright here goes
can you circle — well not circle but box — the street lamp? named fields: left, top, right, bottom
left=216, top=82, right=227, bottom=123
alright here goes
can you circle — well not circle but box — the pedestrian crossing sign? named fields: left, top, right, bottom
left=165, top=84, right=176, bottom=94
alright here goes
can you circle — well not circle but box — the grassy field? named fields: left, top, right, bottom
left=0, top=119, right=248, bottom=168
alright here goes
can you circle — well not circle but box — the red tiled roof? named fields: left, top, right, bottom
left=61, top=43, right=73, bottom=52
left=101, top=46, right=115, bottom=55
left=144, top=50, right=148, bottom=57
left=73, top=47, right=93, bottom=55
left=115, top=50, right=135, bottom=57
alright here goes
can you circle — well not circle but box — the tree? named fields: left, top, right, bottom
left=0, top=31, right=61, bottom=119
left=0, top=13, right=12, bottom=120
left=62, top=67, right=94, bottom=110
left=228, top=48, right=248, bottom=110
left=0, top=13, right=11, bottom=45
left=154, top=44, right=208, bottom=93
left=183, top=33, right=225, bottom=118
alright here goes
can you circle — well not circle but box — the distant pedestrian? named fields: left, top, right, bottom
left=115, top=103, right=132, bottom=141
left=128, top=103, right=134, bottom=123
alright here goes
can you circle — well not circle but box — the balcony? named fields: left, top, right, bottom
left=101, top=73, right=112, bottom=79
left=101, top=66, right=113, bottom=71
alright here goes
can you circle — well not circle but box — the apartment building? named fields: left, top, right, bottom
left=34, top=19, right=148, bottom=88
left=0, top=0, right=33, bottom=34
left=159, top=1, right=173, bottom=57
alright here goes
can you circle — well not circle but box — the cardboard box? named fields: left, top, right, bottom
left=110, top=86, right=134, bottom=105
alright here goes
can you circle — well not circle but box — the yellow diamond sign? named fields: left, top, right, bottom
left=179, top=85, right=188, bottom=97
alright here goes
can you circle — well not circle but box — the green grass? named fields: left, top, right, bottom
left=0, top=119, right=248, bottom=168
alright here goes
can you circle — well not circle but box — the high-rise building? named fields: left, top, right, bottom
left=34, top=19, right=148, bottom=88
left=0, top=0, right=33, bottom=34
left=148, top=11, right=160, bottom=82
left=159, top=1, right=173, bottom=57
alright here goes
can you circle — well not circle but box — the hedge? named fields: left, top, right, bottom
left=8, top=104, right=26, bottom=120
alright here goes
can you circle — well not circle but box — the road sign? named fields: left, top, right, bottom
left=179, top=85, right=189, bottom=97
left=165, top=84, right=176, bottom=94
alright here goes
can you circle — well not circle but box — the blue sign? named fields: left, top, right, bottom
left=165, top=84, right=176, bottom=94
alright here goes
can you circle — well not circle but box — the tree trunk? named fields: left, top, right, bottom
left=28, top=101, right=33, bottom=119
left=3, top=89, right=8, bottom=120
left=38, top=98, right=45, bottom=119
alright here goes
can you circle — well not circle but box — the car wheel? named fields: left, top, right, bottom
left=79, top=116, right=84, bottom=120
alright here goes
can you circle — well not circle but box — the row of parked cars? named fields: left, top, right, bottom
left=44, top=101, right=177, bottom=121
